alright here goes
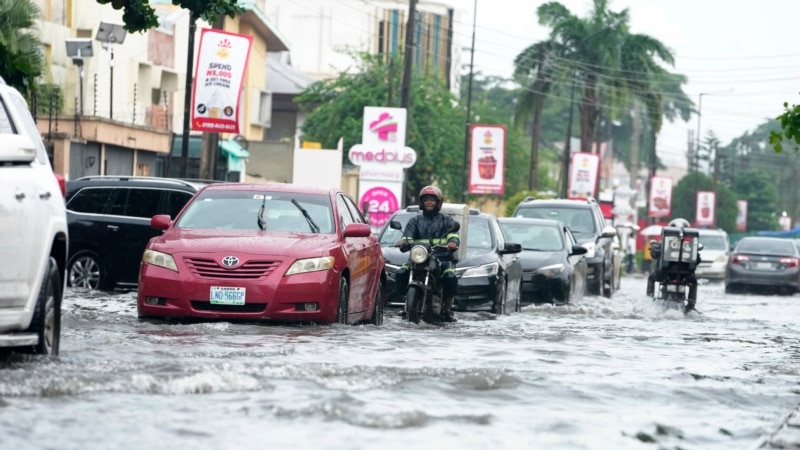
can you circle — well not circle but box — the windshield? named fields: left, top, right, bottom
left=176, top=190, right=334, bottom=233
left=378, top=213, right=414, bottom=244
left=516, top=206, right=595, bottom=235
left=378, top=212, right=492, bottom=250
left=699, top=234, right=727, bottom=250
left=736, top=239, right=797, bottom=256
left=499, top=222, right=564, bottom=251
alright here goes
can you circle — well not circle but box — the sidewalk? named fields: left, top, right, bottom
left=750, top=402, right=800, bottom=449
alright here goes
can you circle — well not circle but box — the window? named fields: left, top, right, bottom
left=124, top=188, right=163, bottom=218
left=106, top=189, right=129, bottom=216
left=164, top=190, right=194, bottom=218
left=250, top=88, right=271, bottom=127
left=342, top=195, right=366, bottom=224
left=336, top=195, right=355, bottom=229
left=67, top=188, right=114, bottom=214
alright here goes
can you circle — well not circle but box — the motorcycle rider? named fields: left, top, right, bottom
left=647, top=218, right=701, bottom=310
left=395, top=186, right=461, bottom=322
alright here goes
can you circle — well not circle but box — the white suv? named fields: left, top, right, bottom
left=0, top=77, right=68, bottom=356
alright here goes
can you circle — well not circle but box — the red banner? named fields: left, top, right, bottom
left=468, top=125, right=506, bottom=195
left=648, top=176, right=673, bottom=218
left=567, top=152, right=599, bottom=200
left=695, top=191, right=716, bottom=227
left=736, top=200, right=748, bottom=231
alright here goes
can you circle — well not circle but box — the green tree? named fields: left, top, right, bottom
left=769, top=99, right=800, bottom=153
left=671, top=172, right=737, bottom=233
left=0, top=0, right=44, bottom=98
left=295, top=53, right=466, bottom=204
left=95, top=0, right=243, bottom=33
left=730, top=170, right=779, bottom=231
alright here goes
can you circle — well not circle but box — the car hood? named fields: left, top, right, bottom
left=517, top=250, right=563, bottom=270
left=380, top=244, right=498, bottom=268
left=150, top=229, right=340, bottom=257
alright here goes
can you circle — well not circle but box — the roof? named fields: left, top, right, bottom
left=517, top=199, right=597, bottom=209
left=266, top=52, right=316, bottom=95
left=497, top=217, right=563, bottom=227
left=202, top=182, right=334, bottom=195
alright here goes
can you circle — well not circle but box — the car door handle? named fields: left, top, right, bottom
left=39, top=191, right=52, bottom=200
left=107, top=225, right=119, bottom=231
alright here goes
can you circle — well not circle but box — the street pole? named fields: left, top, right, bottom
left=180, top=13, right=198, bottom=179
left=460, top=0, right=477, bottom=204
left=399, top=0, right=417, bottom=114
left=561, top=79, right=576, bottom=198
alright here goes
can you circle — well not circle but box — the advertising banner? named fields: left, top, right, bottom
left=568, top=152, right=600, bottom=200
left=736, top=200, right=748, bottom=231
left=648, top=176, right=673, bottom=218
left=191, top=29, right=253, bottom=133
left=468, top=125, right=506, bottom=195
left=695, top=191, right=716, bottom=227
left=350, top=107, right=415, bottom=230
left=779, top=213, right=792, bottom=231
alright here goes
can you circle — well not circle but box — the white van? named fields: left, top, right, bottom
left=696, top=229, right=730, bottom=281
left=0, top=77, right=68, bottom=356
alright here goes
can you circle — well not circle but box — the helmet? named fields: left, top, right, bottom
left=418, top=185, right=443, bottom=212
left=668, top=218, right=691, bottom=228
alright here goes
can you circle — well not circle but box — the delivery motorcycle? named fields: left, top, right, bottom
left=646, top=225, right=703, bottom=313
left=391, top=221, right=459, bottom=324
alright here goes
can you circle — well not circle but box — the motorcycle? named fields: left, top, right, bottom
left=390, top=220, right=459, bottom=324
left=646, top=225, right=703, bottom=313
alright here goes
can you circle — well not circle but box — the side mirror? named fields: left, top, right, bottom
left=0, top=134, right=37, bottom=163
left=571, top=245, right=588, bottom=256
left=698, top=243, right=704, bottom=251
left=601, top=225, right=617, bottom=238
left=501, top=241, right=522, bottom=254
left=151, top=214, right=172, bottom=230
left=344, top=223, right=371, bottom=238
left=389, top=220, right=402, bottom=231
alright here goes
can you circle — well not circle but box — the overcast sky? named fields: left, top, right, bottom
left=447, top=0, right=800, bottom=167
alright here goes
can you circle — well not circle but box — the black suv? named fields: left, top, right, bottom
left=65, top=176, right=209, bottom=290
left=513, top=198, right=618, bottom=297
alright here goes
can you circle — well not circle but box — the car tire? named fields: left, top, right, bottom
left=370, top=282, right=384, bottom=326
left=68, top=251, right=108, bottom=290
left=595, top=265, right=606, bottom=297
left=336, top=277, right=349, bottom=325
left=515, top=286, right=522, bottom=313
left=25, top=257, right=61, bottom=356
left=724, top=283, right=735, bottom=294
left=492, top=278, right=507, bottom=315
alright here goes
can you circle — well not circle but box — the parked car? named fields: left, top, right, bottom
left=65, top=176, right=210, bottom=290
left=513, top=197, right=618, bottom=297
left=137, top=183, right=386, bottom=325
left=0, top=76, right=68, bottom=356
left=725, top=236, right=800, bottom=295
left=696, top=228, right=731, bottom=281
left=497, top=218, right=588, bottom=305
left=378, top=206, right=523, bottom=314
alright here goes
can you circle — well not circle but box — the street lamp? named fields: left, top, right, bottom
left=95, top=21, right=127, bottom=120
left=65, top=39, right=93, bottom=117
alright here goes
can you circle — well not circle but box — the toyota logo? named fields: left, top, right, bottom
left=221, top=256, right=239, bottom=267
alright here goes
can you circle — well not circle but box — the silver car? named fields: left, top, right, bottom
left=696, top=229, right=730, bottom=281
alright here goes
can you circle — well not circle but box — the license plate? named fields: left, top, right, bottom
left=210, top=286, right=246, bottom=305
left=755, top=262, right=772, bottom=270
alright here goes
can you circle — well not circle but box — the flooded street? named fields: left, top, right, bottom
left=1, top=276, right=799, bottom=450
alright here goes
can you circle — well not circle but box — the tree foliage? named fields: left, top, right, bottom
left=95, top=0, right=243, bottom=33
left=769, top=101, right=800, bottom=153
left=671, top=172, right=737, bottom=233
left=730, top=170, right=779, bottom=231
left=0, top=0, right=44, bottom=98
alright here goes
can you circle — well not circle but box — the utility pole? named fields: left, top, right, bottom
left=460, top=0, right=477, bottom=203
left=400, top=0, right=418, bottom=114
left=180, top=13, right=198, bottom=179
left=199, top=15, right=225, bottom=181
left=560, top=79, right=576, bottom=198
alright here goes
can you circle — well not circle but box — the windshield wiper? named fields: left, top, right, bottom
left=291, top=199, right=320, bottom=233
left=257, top=194, right=267, bottom=231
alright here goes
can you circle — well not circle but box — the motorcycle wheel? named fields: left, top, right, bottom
left=406, top=285, right=423, bottom=324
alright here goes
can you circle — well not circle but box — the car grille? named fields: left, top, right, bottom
left=190, top=301, right=267, bottom=312
left=184, top=257, right=281, bottom=279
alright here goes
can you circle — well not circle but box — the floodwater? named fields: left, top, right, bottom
left=1, top=277, right=799, bottom=450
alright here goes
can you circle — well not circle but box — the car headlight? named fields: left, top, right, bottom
left=410, top=245, right=429, bottom=264
left=536, top=263, right=565, bottom=276
left=286, top=256, right=335, bottom=275
left=460, top=262, right=499, bottom=278
left=582, top=242, right=596, bottom=258
left=142, top=249, right=178, bottom=272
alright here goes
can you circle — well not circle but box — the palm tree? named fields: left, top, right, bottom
left=0, top=0, right=44, bottom=98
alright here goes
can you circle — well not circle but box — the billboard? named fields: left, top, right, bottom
left=468, top=125, right=506, bottom=195
left=695, top=191, right=716, bottom=227
left=568, top=152, right=600, bottom=200
left=648, top=176, right=673, bottom=218
left=736, top=200, right=748, bottom=231
left=190, top=29, right=253, bottom=133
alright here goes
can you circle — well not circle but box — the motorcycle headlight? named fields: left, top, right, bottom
left=582, top=242, right=596, bottom=258
left=410, top=245, right=429, bottom=264
left=536, top=263, right=565, bottom=276
left=460, top=262, right=499, bottom=278
left=142, top=249, right=178, bottom=272
left=286, top=256, right=335, bottom=275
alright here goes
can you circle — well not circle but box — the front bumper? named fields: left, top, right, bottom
left=137, top=263, right=341, bottom=323
left=521, top=272, right=568, bottom=304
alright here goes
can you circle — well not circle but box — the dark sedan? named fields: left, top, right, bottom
left=498, top=217, right=588, bottom=305
left=379, top=207, right=523, bottom=314
left=725, top=236, right=800, bottom=295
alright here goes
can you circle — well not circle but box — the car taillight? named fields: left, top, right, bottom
left=54, top=173, right=66, bottom=197
left=779, top=257, right=799, bottom=268
left=731, top=254, right=749, bottom=265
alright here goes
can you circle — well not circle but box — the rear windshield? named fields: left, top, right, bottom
left=736, top=239, right=796, bottom=256
left=699, top=234, right=727, bottom=250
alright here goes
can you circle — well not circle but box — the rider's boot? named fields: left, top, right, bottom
left=440, top=297, right=457, bottom=323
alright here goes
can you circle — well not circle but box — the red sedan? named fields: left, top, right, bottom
left=137, top=183, right=386, bottom=325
